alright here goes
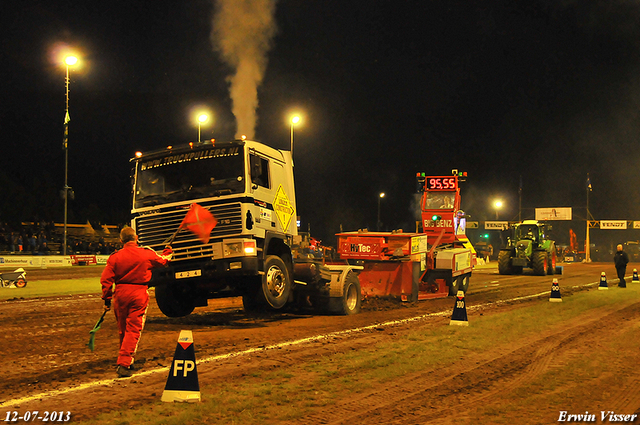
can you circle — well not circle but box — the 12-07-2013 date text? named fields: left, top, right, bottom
left=3, top=412, right=71, bottom=422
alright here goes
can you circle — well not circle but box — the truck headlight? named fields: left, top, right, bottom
left=224, top=242, right=242, bottom=257
left=223, top=240, right=257, bottom=257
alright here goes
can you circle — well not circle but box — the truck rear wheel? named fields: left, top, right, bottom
left=498, top=250, right=513, bottom=275
left=258, top=255, right=292, bottom=309
left=155, top=284, right=195, bottom=317
left=532, top=251, right=548, bottom=276
left=329, top=272, right=361, bottom=315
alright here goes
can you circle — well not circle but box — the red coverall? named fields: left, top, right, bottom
left=101, top=242, right=171, bottom=368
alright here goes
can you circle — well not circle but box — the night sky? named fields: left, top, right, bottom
left=2, top=1, right=640, bottom=247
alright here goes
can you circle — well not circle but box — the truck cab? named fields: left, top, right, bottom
left=130, top=139, right=298, bottom=316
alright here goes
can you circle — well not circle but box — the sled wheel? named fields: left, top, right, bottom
left=14, top=278, right=27, bottom=288
left=329, top=272, right=362, bottom=315
left=448, top=276, right=459, bottom=296
left=458, top=275, right=470, bottom=293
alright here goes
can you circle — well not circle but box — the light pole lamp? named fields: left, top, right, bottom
left=62, top=55, right=78, bottom=256
left=197, top=113, right=208, bottom=142
left=290, top=115, right=300, bottom=155
left=377, top=192, right=385, bottom=231
left=494, top=200, right=503, bottom=220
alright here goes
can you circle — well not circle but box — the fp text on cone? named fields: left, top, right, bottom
left=162, top=330, right=201, bottom=403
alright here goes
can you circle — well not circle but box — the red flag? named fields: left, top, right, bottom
left=179, top=204, right=217, bottom=244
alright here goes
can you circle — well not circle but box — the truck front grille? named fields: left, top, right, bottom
left=134, top=203, right=243, bottom=262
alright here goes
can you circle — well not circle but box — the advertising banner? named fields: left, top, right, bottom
left=485, top=221, right=509, bottom=230
left=535, top=208, right=572, bottom=220
left=70, top=255, right=98, bottom=265
left=600, top=220, right=628, bottom=229
left=0, top=256, right=73, bottom=268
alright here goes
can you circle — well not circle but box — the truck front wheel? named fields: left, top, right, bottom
left=259, top=255, right=292, bottom=309
left=155, top=284, right=195, bottom=317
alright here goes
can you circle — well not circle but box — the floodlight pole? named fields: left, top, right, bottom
left=377, top=192, right=385, bottom=231
left=63, top=63, right=71, bottom=256
left=585, top=181, right=591, bottom=263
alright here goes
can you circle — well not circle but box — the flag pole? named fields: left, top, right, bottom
left=585, top=173, right=591, bottom=263
left=518, top=175, right=522, bottom=222
left=164, top=227, right=182, bottom=246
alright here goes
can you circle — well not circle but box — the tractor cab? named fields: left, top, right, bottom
left=516, top=224, right=539, bottom=243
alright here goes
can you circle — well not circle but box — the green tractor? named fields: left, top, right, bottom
left=498, top=220, right=557, bottom=276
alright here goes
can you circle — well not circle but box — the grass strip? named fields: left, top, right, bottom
left=80, top=285, right=640, bottom=425
left=0, top=278, right=100, bottom=300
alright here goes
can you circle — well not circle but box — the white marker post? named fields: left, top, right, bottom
left=449, top=290, right=469, bottom=326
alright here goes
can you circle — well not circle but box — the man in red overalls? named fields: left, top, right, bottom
left=101, top=227, right=172, bottom=377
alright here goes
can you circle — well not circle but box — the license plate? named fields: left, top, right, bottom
left=175, top=270, right=202, bottom=279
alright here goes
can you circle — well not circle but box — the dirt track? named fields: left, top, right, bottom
left=2, top=263, right=640, bottom=423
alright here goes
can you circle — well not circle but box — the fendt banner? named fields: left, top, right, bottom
left=600, top=220, right=628, bottom=229
left=485, top=221, right=509, bottom=230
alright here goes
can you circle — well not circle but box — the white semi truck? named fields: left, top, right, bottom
left=130, top=139, right=363, bottom=317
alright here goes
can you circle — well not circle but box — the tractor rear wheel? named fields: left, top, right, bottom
left=498, top=250, right=513, bottom=275
left=547, top=245, right=556, bottom=275
left=532, top=251, right=548, bottom=276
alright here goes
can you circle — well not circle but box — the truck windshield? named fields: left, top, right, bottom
left=424, top=192, right=455, bottom=209
left=134, top=153, right=245, bottom=208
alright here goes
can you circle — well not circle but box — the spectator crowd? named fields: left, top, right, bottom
left=0, top=221, right=122, bottom=255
